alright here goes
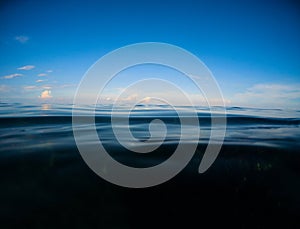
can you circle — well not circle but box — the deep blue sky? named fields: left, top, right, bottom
left=0, top=0, right=299, bottom=107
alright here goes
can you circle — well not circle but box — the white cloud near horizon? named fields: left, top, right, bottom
left=18, top=65, right=35, bottom=70
left=38, top=73, right=47, bottom=77
left=23, top=85, right=38, bottom=90
left=40, top=90, right=52, bottom=99
left=60, top=84, right=76, bottom=88
left=23, top=85, right=52, bottom=91
left=22, top=83, right=76, bottom=93
left=98, top=88, right=230, bottom=106
left=2, top=73, right=23, bottom=79
left=36, top=79, right=47, bottom=83
left=15, top=36, right=29, bottom=44
left=233, top=83, right=300, bottom=108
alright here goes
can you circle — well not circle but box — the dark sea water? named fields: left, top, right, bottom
left=0, top=103, right=300, bottom=228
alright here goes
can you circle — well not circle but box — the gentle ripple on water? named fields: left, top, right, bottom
left=0, top=103, right=300, bottom=228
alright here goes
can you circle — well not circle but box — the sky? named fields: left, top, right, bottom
left=0, top=0, right=299, bottom=108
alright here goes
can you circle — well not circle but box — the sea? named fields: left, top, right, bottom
left=0, top=102, right=300, bottom=228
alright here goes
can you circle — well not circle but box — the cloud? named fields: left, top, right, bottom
left=15, top=36, right=29, bottom=44
left=38, top=73, right=47, bottom=77
left=42, top=86, right=52, bottom=90
left=46, top=70, right=53, bottom=73
left=188, top=94, right=231, bottom=106
left=233, top=83, right=300, bottom=108
left=23, top=85, right=38, bottom=90
left=141, top=96, right=152, bottom=103
left=98, top=85, right=231, bottom=106
left=102, top=93, right=139, bottom=104
left=40, top=90, right=52, bottom=99
left=18, top=65, right=35, bottom=70
left=2, top=73, right=23, bottom=79
left=119, top=93, right=138, bottom=102
left=60, top=84, right=76, bottom=88
left=189, top=74, right=210, bottom=81
left=23, top=84, right=52, bottom=91
left=36, top=79, right=47, bottom=83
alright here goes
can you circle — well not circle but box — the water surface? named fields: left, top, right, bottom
left=0, top=103, right=299, bottom=228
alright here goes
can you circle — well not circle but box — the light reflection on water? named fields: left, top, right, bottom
left=0, top=103, right=299, bottom=153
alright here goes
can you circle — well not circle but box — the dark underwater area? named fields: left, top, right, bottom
left=0, top=103, right=300, bottom=228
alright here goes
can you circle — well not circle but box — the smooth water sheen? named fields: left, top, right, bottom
left=0, top=103, right=300, bottom=228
